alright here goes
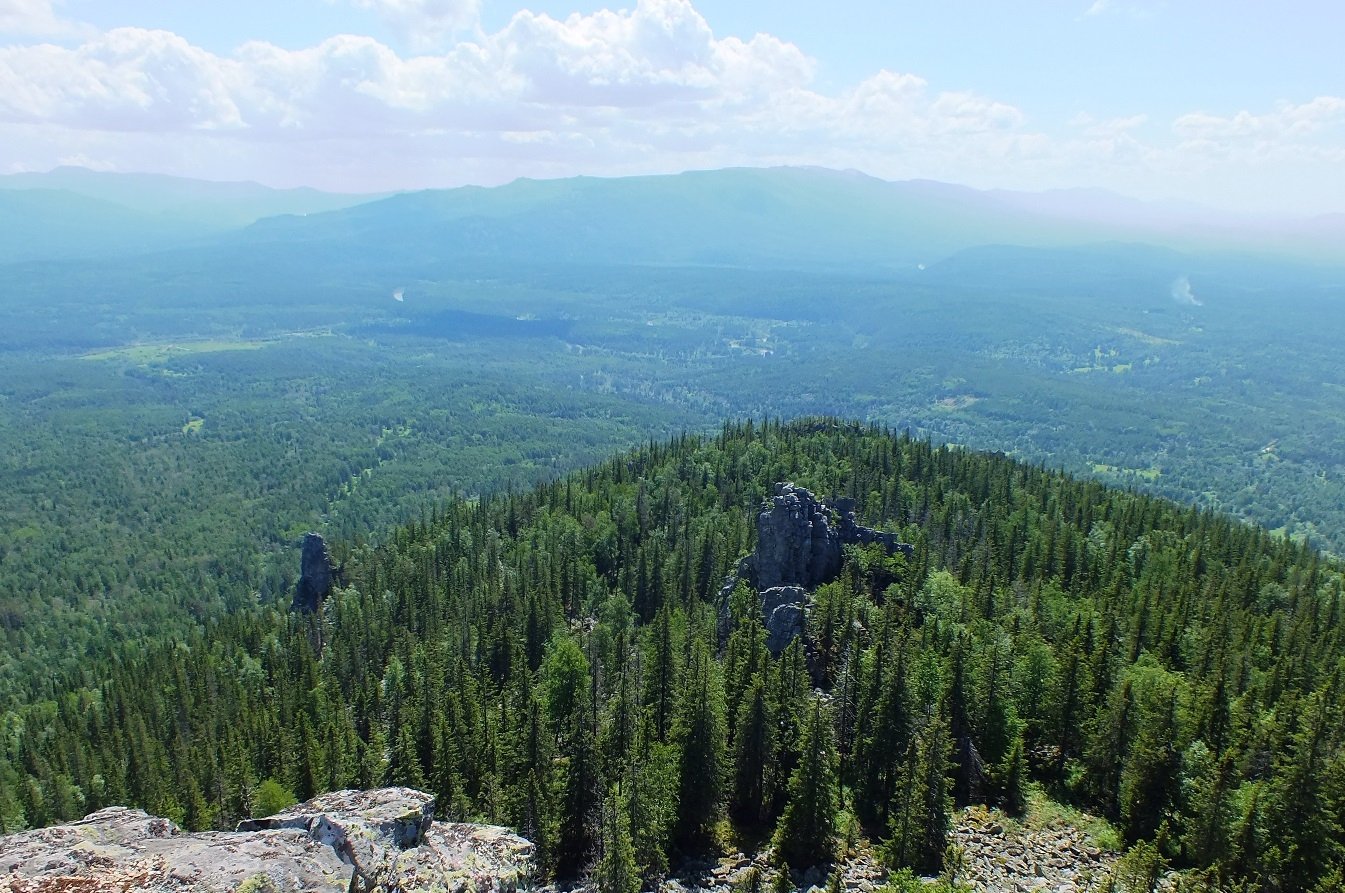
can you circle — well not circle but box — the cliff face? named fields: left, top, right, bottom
left=750, top=484, right=912, bottom=592
left=0, top=787, right=533, bottom=893
left=752, top=484, right=843, bottom=590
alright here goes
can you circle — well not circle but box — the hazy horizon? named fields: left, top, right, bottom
left=8, top=162, right=1343, bottom=230
left=2, top=0, right=1343, bottom=217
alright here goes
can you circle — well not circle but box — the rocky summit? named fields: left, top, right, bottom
left=0, top=787, right=533, bottom=893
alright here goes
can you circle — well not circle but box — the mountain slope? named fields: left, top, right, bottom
left=0, top=189, right=225, bottom=264
left=2, top=419, right=1340, bottom=891
left=0, top=167, right=388, bottom=227
left=227, top=168, right=1158, bottom=272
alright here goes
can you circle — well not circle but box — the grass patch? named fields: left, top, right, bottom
left=182, top=416, right=204, bottom=434
left=81, top=339, right=272, bottom=363
left=1112, top=327, right=1179, bottom=347
left=1024, top=785, right=1122, bottom=852
left=935, top=394, right=982, bottom=411
left=1092, top=463, right=1161, bottom=482
left=12, top=524, right=42, bottom=541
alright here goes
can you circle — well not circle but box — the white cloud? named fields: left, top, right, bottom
left=1081, top=1, right=1155, bottom=20
left=0, top=0, right=92, bottom=40
left=0, top=0, right=1340, bottom=214
left=0, top=28, right=243, bottom=130
left=1071, top=112, right=1147, bottom=137
left=1174, top=96, right=1345, bottom=142
left=343, top=0, right=480, bottom=49
left=0, top=1, right=824, bottom=139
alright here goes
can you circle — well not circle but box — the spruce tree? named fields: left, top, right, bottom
left=674, top=638, right=727, bottom=850
left=883, top=709, right=953, bottom=875
left=596, top=792, right=641, bottom=893
left=774, top=696, right=839, bottom=869
left=626, top=732, right=678, bottom=880
left=731, top=674, right=775, bottom=826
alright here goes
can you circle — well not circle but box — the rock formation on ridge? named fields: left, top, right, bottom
left=293, top=531, right=339, bottom=613
left=0, top=787, right=533, bottom=893
left=721, top=483, right=912, bottom=654
left=750, top=484, right=912, bottom=591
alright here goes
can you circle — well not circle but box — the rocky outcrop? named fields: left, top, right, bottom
left=760, top=586, right=808, bottom=654
left=831, top=497, right=912, bottom=560
left=293, top=531, right=339, bottom=613
left=0, top=787, right=533, bottom=893
left=753, top=484, right=844, bottom=590
left=751, top=485, right=911, bottom=592
left=720, top=484, right=912, bottom=653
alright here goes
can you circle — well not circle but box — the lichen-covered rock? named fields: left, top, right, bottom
left=0, top=806, right=350, bottom=892
left=0, top=788, right=532, bottom=893
left=388, top=823, right=537, bottom=893
left=239, top=786, right=437, bottom=887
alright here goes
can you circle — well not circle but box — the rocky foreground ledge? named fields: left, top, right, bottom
left=0, top=787, right=533, bottom=893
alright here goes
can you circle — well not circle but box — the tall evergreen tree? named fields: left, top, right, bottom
left=674, top=638, right=727, bottom=850
left=731, top=674, right=775, bottom=827
left=883, top=708, right=953, bottom=875
left=774, top=696, right=839, bottom=870
left=595, top=791, right=641, bottom=893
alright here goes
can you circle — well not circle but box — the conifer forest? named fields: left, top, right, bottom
left=4, top=420, right=1342, bottom=892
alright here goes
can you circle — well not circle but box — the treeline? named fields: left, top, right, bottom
left=2, top=419, right=1343, bottom=892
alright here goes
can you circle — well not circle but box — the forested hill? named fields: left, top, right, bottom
left=3, top=419, right=1343, bottom=891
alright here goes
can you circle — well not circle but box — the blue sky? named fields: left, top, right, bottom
left=2, top=0, right=1342, bottom=214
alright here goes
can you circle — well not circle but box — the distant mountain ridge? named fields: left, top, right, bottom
left=0, top=166, right=389, bottom=224
left=0, top=188, right=221, bottom=264
left=2, top=165, right=1340, bottom=269
left=236, top=167, right=1120, bottom=271
left=236, top=166, right=1343, bottom=271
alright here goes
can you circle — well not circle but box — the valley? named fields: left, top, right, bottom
left=3, top=223, right=1343, bottom=703
left=3, top=0, right=1342, bottom=889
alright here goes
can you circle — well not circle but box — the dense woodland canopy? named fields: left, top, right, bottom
left=5, top=241, right=1345, bottom=714
left=2, top=419, right=1344, bottom=892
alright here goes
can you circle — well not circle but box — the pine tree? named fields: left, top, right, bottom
left=626, top=730, right=678, bottom=880
left=854, top=628, right=910, bottom=826
left=1118, top=684, right=1181, bottom=844
left=730, top=674, right=774, bottom=826
left=998, top=735, right=1028, bottom=817
left=1263, top=691, right=1341, bottom=891
left=644, top=605, right=682, bottom=744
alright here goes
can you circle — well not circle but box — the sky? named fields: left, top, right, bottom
left=1, top=0, right=1342, bottom=215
